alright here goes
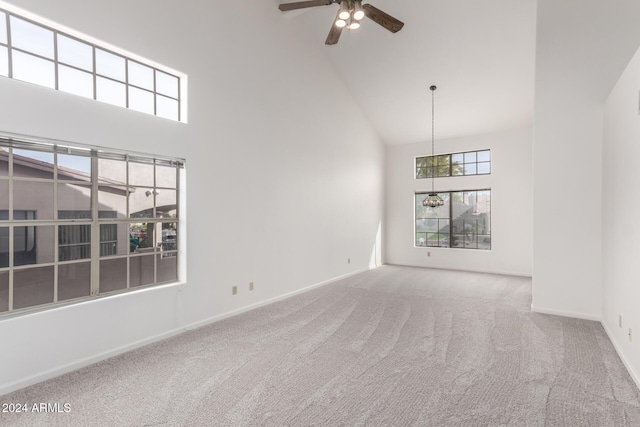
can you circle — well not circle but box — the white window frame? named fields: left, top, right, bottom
left=416, top=149, right=491, bottom=179
left=0, top=133, right=185, bottom=317
left=415, top=189, right=492, bottom=250
left=0, top=3, right=186, bottom=122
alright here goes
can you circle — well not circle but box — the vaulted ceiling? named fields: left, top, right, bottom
left=275, top=0, right=537, bottom=145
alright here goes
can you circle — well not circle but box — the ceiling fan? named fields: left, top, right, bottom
left=278, top=0, right=404, bottom=45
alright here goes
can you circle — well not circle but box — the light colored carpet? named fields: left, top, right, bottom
left=1, top=265, right=639, bottom=426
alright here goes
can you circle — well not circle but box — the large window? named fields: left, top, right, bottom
left=415, top=190, right=491, bottom=250
left=416, top=150, right=491, bottom=178
left=0, top=135, right=184, bottom=315
left=0, top=7, right=182, bottom=121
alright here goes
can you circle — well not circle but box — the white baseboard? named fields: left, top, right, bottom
left=0, top=327, right=188, bottom=397
left=601, top=321, right=640, bottom=392
left=0, top=266, right=374, bottom=397
left=388, top=262, right=532, bottom=278
left=531, top=306, right=639, bottom=391
left=530, top=304, right=602, bottom=322
left=183, top=266, right=373, bottom=332
left=461, top=268, right=531, bottom=278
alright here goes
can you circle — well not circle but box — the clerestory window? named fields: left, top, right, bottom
left=0, top=7, right=184, bottom=121
left=416, top=150, right=491, bottom=179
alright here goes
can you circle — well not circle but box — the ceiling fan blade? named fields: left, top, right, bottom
left=362, top=4, right=404, bottom=33
left=325, top=15, right=343, bottom=45
left=279, top=0, right=332, bottom=12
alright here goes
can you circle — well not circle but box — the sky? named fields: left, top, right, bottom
left=13, top=148, right=91, bottom=174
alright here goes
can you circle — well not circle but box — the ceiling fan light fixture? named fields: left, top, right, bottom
left=353, top=1, right=365, bottom=20
left=349, top=20, right=360, bottom=30
left=338, top=1, right=350, bottom=20
left=277, top=0, right=405, bottom=46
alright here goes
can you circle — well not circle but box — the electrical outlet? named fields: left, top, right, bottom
left=249, top=282, right=254, bottom=291
left=619, top=315, right=622, bottom=328
left=629, top=328, right=633, bottom=342
left=427, top=251, right=431, bottom=257
left=348, top=258, right=351, bottom=264
left=232, top=285, right=237, bottom=295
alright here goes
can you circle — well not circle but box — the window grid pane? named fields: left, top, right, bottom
left=95, top=48, right=125, bottom=82
left=0, top=11, right=7, bottom=45
left=464, top=163, right=477, bottom=175
left=14, top=181, right=55, bottom=219
left=128, top=60, right=154, bottom=91
left=59, top=224, right=91, bottom=261
left=1, top=7, right=182, bottom=121
left=156, top=70, right=179, bottom=98
left=0, top=271, right=8, bottom=313
left=58, top=154, right=91, bottom=179
left=477, top=162, right=491, bottom=174
left=156, top=95, right=179, bottom=121
left=130, top=254, right=154, bottom=288
left=12, top=50, right=55, bottom=89
left=15, top=225, right=55, bottom=265
left=10, top=15, right=54, bottom=59
left=57, top=34, right=92, bottom=71
left=0, top=45, right=7, bottom=77
left=58, top=65, right=94, bottom=99
left=129, top=86, right=154, bottom=115
left=13, top=266, right=54, bottom=310
left=59, top=262, right=91, bottom=301
left=464, top=152, right=477, bottom=163
left=157, top=253, right=177, bottom=282
left=477, top=150, right=491, bottom=162
left=96, top=76, right=126, bottom=107
left=0, top=182, right=7, bottom=211
left=156, top=163, right=177, bottom=188
left=0, top=226, right=9, bottom=268
left=12, top=148, right=54, bottom=178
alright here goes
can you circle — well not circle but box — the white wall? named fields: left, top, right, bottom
left=532, top=0, right=640, bottom=320
left=385, top=127, right=532, bottom=276
left=602, top=46, right=640, bottom=389
left=0, top=0, right=384, bottom=394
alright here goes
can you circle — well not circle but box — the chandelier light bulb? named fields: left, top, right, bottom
left=335, top=19, right=347, bottom=28
left=349, top=21, right=360, bottom=30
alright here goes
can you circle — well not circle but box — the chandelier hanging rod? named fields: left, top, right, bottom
left=423, top=84, right=445, bottom=208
